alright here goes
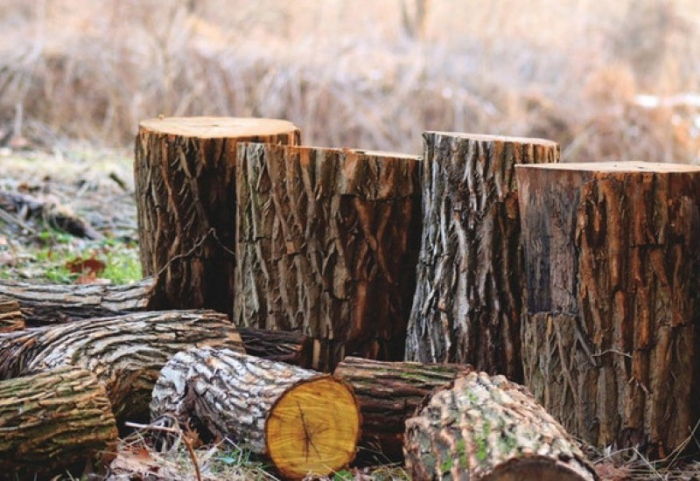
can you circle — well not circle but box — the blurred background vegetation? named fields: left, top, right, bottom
left=0, top=0, right=699, bottom=162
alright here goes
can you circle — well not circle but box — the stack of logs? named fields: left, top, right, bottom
left=2, top=116, right=700, bottom=479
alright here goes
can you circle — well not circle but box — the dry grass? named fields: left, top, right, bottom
left=0, top=0, right=699, bottom=162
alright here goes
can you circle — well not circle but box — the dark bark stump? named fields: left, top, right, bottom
left=0, top=295, right=24, bottom=332
left=517, top=161, right=700, bottom=456
left=0, top=277, right=156, bottom=326
left=135, top=117, right=301, bottom=315
left=0, top=366, right=118, bottom=478
left=235, top=144, right=421, bottom=371
left=333, top=356, right=472, bottom=461
left=151, top=347, right=360, bottom=479
left=404, top=372, right=598, bottom=481
left=405, top=133, right=559, bottom=381
left=0, top=310, right=244, bottom=424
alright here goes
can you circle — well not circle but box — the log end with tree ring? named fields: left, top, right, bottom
left=138, top=116, right=300, bottom=139
left=266, top=376, right=360, bottom=479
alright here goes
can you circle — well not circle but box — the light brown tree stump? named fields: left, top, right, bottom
left=0, top=366, right=118, bottom=478
left=150, top=347, right=360, bottom=479
left=404, top=372, right=598, bottom=481
left=405, top=133, right=559, bottom=381
left=135, top=117, right=301, bottom=314
left=235, top=144, right=422, bottom=371
left=333, top=356, right=472, bottom=461
left=0, top=277, right=156, bottom=326
left=0, top=295, right=24, bottom=332
left=0, top=310, right=244, bottom=424
left=517, top=161, right=700, bottom=455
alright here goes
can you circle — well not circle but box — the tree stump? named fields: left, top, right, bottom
left=517, top=161, right=700, bottom=455
left=135, top=117, right=301, bottom=315
left=0, top=366, right=118, bottom=478
left=0, top=295, right=24, bottom=332
left=404, top=372, right=598, bottom=481
left=405, top=133, right=559, bottom=381
left=151, top=347, right=360, bottom=479
left=235, top=144, right=422, bottom=371
left=0, top=310, right=244, bottom=424
left=334, top=356, right=472, bottom=461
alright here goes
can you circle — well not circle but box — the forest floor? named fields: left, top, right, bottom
left=1, top=146, right=700, bottom=480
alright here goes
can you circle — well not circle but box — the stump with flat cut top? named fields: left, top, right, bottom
left=517, top=161, right=700, bottom=455
left=135, top=117, right=300, bottom=314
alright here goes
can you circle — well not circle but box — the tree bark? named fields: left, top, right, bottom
left=235, top=144, right=421, bottom=371
left=404, top=372, right=598, bottom=481
left=517, top=161, right=700, bottom=456
left=0, top=366, right=118, bottom=478
left=0, top=295, right=24, bottom=332
left=0, top=310, right=244, bottom=424
left=135, top=117, right=301, bottom=315
left=405, top=133, right=559, bottom=381
left=238, top=327, right=313, bottom=367
left=151, top=347, right=360, bottom=479
left=0, top=277, right=156, bottom=326
left=333, top=356, right=472, bottom=461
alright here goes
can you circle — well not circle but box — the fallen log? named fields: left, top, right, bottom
left=135, top=117, right=301, bottom=315
left=333, top=356, right=472, bottom=461
left=404, top=372, right=598, bottom=481
left=235, top=144, right=422, bottom=371
left=405, top=133, right=559, bottom=381
left=0, top=277, right=157, bottom=326
left=517, top=161, right=700, bottom=455
left=237, top=327, right=313, bottom=367
left=0, top=294, right=24, bottom=332
left=0, top=310, right=244, bottom=424
left=0, top=366, right=118, bottom=478
left=151, top=347, right=360, bottom=479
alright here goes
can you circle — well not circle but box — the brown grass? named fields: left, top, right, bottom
left=1, top=0, right=699, bottom=161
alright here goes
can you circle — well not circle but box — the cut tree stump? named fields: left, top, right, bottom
left=135, top=117, right=301, bottom=315
left=0, top=366, right=118, bottom=478
left=0, top=277, right=156, bottom=326
left=333, top=356, right=472, bottom=461
left=404, top=372, right=598, bottom=481
left=0, top=310, right=244, bottom=424
left=235, top=144, right=422, bottom=371
left=405, top=133, right=559, bottom=381
left=0, top=295, right=24, bottom=332
left=151, top=346, right=360, bottom=479
left=517, top=162, right=700, bottom=455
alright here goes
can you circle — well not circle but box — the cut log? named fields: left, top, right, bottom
left=517, top=161, right=700, bottom=455
left=238, top=327, right=313, bottom=367
left=135, top=117, right=301, bottom=315
left=150, top=346, right=360, bottom=479
left=333, top=356, right=472, bottom=461
left=404, top=372, right=598, bottom=481
left=0, top=310, right=244, bottom=424
left=0, top=294, right=24, bottom=332
left=0, top=277, right=157, bottom=326
left=235, top=144, right=422, bottom=371
left=0, top=366, right=118, bottom=477
left=405, top=133, right=559, bottom=381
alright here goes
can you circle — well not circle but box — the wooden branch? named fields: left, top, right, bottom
left=404, top=372, right=598, bottom=480
left=334, top=356, right=472, bottom=461
left=151, top=347, right=360, bottom=479
left=0, top=366, right=118, bottom=478
left=0, top=310, right=244, bottom=424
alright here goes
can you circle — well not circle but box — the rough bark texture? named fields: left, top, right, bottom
left=517, top=162, right=700, bottom=455
left=151, top=347, right=360, bottom=479
left=404, top=372, right=598, bottom=481
left=0, top=366, right=118, bottom=478
left=238, top=327, right=313, bottom=367
left=235, top=144, right=421, bottom=371
left=405, top=133, right=559, bottom=381
left=0, top=295, right=24, bottom=332
left=333, top=356, right=472, bottom=461
left=0, top=310, right=244, bottom=424
left=0, top=277, right=156, bottom=326
left=135, top=117, right=301, bottom=315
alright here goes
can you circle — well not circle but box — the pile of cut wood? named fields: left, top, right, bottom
left=2, top=116, right=700, bottom=480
